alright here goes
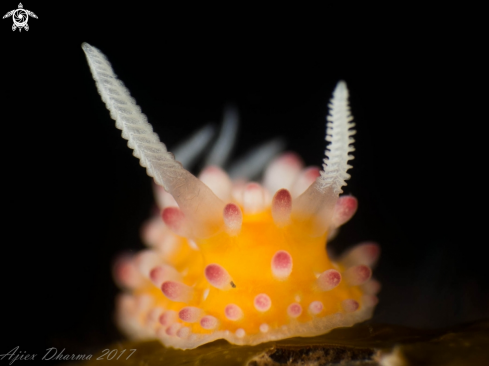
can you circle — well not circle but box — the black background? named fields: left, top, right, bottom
left=1, top=2, right=486, bottom=361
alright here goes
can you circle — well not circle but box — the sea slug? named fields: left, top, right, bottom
left=82, top=43, right=381, bottom=350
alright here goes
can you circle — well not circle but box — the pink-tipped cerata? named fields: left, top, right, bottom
left=254, top=294, right=272, bottom=312
left=178, top=307, right=202, bottom=323
left=271, top=250, right=293, bottom=280
left=200, top=315, right=219, bottom=330
left=317, top=269, right=342, bottom=291
left=223, top=203, right=242, bottom=234
left=225, top=304, right=243, bottom=321
left=344, top=265, right=372, bottom=286
left=159, top=310, right=177, bottom=326
left=271, top=189, right=292, bottom=226
left=149, top=264, right=182, bottom=287
left=287, top=303, right=303, bottom=318
left=332, top=195, right=358, bottom=228
left=161, top=207, right=187, bottom=235
left=205, top=264, right=233, bottom=290
left=161, top=281, right=193, bottom=303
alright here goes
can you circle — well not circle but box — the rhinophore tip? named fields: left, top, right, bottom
left=292, top=81, right=356, bottom=236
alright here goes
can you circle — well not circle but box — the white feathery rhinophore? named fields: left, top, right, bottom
left=82, top=43, right=225, bottom=237
left=291, top=81, right=356, bottom=236
left=318, top=81, right=356, bottom=195
left=82, top=43, right=181, bottom=190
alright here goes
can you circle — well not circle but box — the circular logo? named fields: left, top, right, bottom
left=12, top=9, right=28, bottom=27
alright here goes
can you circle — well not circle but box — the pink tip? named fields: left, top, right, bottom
left=345, top=265, right=372, bottom=286
left=159, top=310, right=177, bottom=326
left=254, top=294, right=272, bottom=312
left=178, top=306, right=201, bottom=323
left=113, top=253, right=141, bottom=289
left=149, top=266, right=166, bottom=287
left=223, top=203, right=242, bottom=232
left=243, top=182, right=266, bottom=214
left=205, top=264, right=232, bottom=290
left=317, top=269, right=342, bottom=291
left=304, top=166, right=321, bottom=179
left=149, top=264, right=182, bottom=287
left=271, top=250, right=293, bottom=280
left=287, top=303, right=302, bottom=318
left=200, top=315, right=219, bottom=330
left=161, top=207, right=185, bottom=232
left=224, top=304, right=243, bottom=321
left=342, top=299, right=359, bottom=313
left=165, top=323, right=181, bottom=336
left=272, top=189, right=292, bottom=226
left=309, top=301, right=324, bottom=315
left=332, top=195, right=358, bottom=227
left=161, top=281, right=193, bottom=303
left=360, top=243, right=381, bottom=267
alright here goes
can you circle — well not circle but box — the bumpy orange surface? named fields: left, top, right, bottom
left=116, top=186, right=379, bottom=349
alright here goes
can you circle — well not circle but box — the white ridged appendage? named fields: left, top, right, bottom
left=318, top=81, right=356, bottom=195
left=205, top=106, right=239, bottom=167
left=82, top=43, right=225, bottom=237
left=82, top=43, right=179, bottom=190
left=291, top=81, right=355, bottom=236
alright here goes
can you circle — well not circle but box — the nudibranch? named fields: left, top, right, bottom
left=82, top=43, right=380, bottom=350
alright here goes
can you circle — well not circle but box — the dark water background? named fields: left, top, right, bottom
left=1, top=3, right=486, bottom=362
